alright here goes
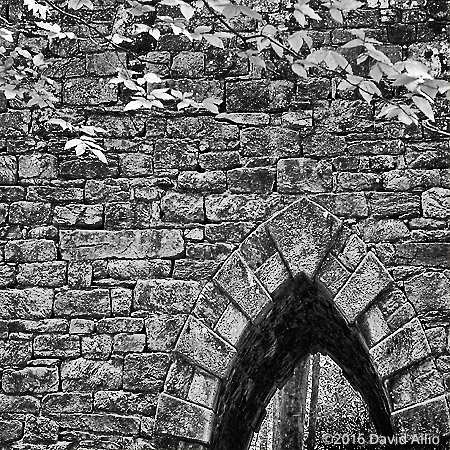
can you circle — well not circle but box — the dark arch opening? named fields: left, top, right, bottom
left=211, top=277, right=393, bottom=450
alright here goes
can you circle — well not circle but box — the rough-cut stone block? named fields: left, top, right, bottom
left=312, top=193, right=369, bottom=218
left=134, top=279, right=200, bottom=314
left=23, top=415, right=58, bottom=443
left=155, top=393, right=214, bottom=443
left=17, top=261, right=66, bottom=287
left=368, top=192, right=421, bottom=218
left=386, top=359, right=445, bottom=410
left=395, top=243, right=450, bottom=267
left=356, top=218, right=410, bottom=243
left=42, top=392, right=92, bottom=413
left=2, top=366, right=59, bottom=394
left=86, top=51, right=126, bottom=75
left=240, top=127, right=301, bottom=158
left=34, top=334, right=80, bottom=359
left=392, top=395, right=450, bottom=436
left=9, top=319, right=67, bottom=334
left=5, top=239, right=57, bottom=262
left=255, top=252, right=291, bottom=296
left=0, top=394, right=39, bottom=414
left=9, top=201, right=51, bottom=226
left=266, top=199, right=341, bottom=280
left=64, top=77, right=118, bottom=105
left=303, top=133, right=346, bottom=157
left=61, top=357, right=122, bottom=391
left=337, top=234, right=366, bottom=271
left=54, top=289, right=110, bottom=318
left=405, top=272, right=450, bottom=321
left=0, top=288, right=53, bottom=319
left=334, top=252, right=393, bottom=323
left=214, top=251, right=271, bottom=322
left=106, top=259, right=171, bottom=281
left=54, top=204, right=103, bottom=228
left=94, top=390, right=158, bottom=415
left=0, top=155, right=17, bottom=184
left=214, top=303, right=249, bottom=346
left=54, top=413, right=140, bottom=436
left=26, top=186, right=84, bottom=202
left=171, top=51, right=204, bottom=77
left=81, top=335, right=112, bottom=360
left=239, top=224, right=277, bottom=271
left=154, top=139, right=198, bottom=172
left=112, top=288, right=133, bottom=316
left=178, top=171, right=227, bottom=193
left=277, top=158, right=333, bottom=193
left=422, top=187, right=450, bottom=219
left=113, top=333, right=146, bottom=353
left=370, top=318, right=430, bottom=379
left=60, top=229, right=184, bottom=260
left=228, top=168, right=275, bottom=194
left=193, top=282, right=230, bottom=329
left=97, top=318, right=144, bottom=334
left=187, top=369, right=220, bottom=410
left=18, top=154, right=57, bottom=179
left=0, top=338, right=32, bottom=367
left=145, top=314, right=187, bottom=351
left=123, top=353, right=170, bottom=391
left=0, top=419, right=23, bottom=443
left=317, top=254, right=350, bottom=296
left=68, top=261, right=92, bottom=289
left=175, top=316, right=236, bottom=378
left=161, top=192, right=204, bottom=223
left=356, top=304, right=390, bottom=347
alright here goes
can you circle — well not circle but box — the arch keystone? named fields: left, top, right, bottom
left=265, top=198, right=342, bottom=280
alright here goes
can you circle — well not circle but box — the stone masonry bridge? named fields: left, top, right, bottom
left=1, top=0, right=450, bottom=448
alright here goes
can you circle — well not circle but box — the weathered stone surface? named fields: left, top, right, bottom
left=240, top=127, right=301, bottom=158
left=155, top=393, right=214, bottom=443
left=2, top=366, right=59, bottom=394
left=267, top=199, right=341, bottom=280
left=81, top=335, right=112, bottom=359
left=0, top=288, right=53, bottom=319
left=54, top=204, right=103, bottom=228
left=383, top=169, right=440, bottom=191
left=94, top=390, right=158, bottom=415
left=123, top=353, right=170, bottom=391
left=370, top=318, right=430, bottom=379
left=0, top=155, right=17, bottom=184
left=53, top=413, right=140, bottom=436
left=228, top=168, right=275, bottom=194
left=187, top=370, right=220, bottom=410
left=85, top=179, right=131, bottom=203
left=119, top=153, right=153, bottom=177
left=60, top=229, right=184, bottom=260
left=422, top=187, right=450, bottom=218
left=178, top=171, right=227, bottom=193
left=154, top=139, right=198, bottom=172
left=356, top=218, right=410, bottom=243
left=111, top=288, right=133, bottom=316
left=303, top=133, right=346, bottom=157
left=61, top=357, right=122, bottom=391
left=34, top=334, right=80, bottom=358
left=172, top=51, right=205, bottom=77
left=277, top=158, right=333, bottom=193
left=206, top=194, right=280, bottom=222
left=145, top=314, right=187, bottom=351
left=256, top=252, right=291, bottom=296
left=214, top=251, right=271, bottom=322
left=113, top=333, right=146, bottom=353
left=395, top=243, right=450, bottom=267
left=317, top=254, right=350, bottom=296
left=312, top=193, right=369, bottom=218
left=0, top=339, right=32, bottom=367
left=175, top=316, right=236, bottom=378
left=214, top=302, right=249, bottom=346
left=64, top=77, right=118, bottom=105
left=193, top=282, right=229, bottom=329
left=5, top=239, right=57, bottom=262
left=23, top=415, right=59, bottom=443
left=404, top=272, right=450, bottom=321
left=97, top=318, right=144, bottom=334
left=0, top=419, right=23, bottom=443
left=9, top=319, right=67, bottom=334
left=68, top=261, right=92, bottom=289
left=161, top=192, right=204, bottom=223
left=386, top=359, right=445, bottom=410
left=334, top=252, right=393, bottom=323
left=356, top=304, right=390, bottom=347
left=18, top=154, right=57, bottom=179
left=54, top=289, right=110, bottom=318
left=27, top=186, right=84, bottom=202
left=199, top=151, right=240, bottom=171
left=0, top=394, right=39, bottom=413
left=106, top=259, right=171, bottom=281
left=17, top=261, right=66, bottom=287
left=9, top=201, right=52, bottom=226
left=86, top=51, right=126, bottom=75
left=392, top=395, right=450, bottom=436
left=42, top=392, right=93, bottom=413
left=134, top=279, right=200, bottom=314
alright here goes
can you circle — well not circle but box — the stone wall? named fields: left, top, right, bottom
left=1, top=0, right=450, bottom=448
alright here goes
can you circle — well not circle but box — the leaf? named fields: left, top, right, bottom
left=350, top=29, right=365, bottom=39
left=151, top=89, right=174, bottom=100
left=201, top=97, right=221, bottom=114
left=342, top=38, right=364, bottom=48
left=249, top=55, right=266, bottom=68
left=90, top=148, right=108, bottom=163
left=179, top=2, right=195, bottom=20
left=32, top=53, right=45, bottom=67
left=240, top=5, right=263, bottom=20
left=0, top=28, right=14, bottom=43
left=329, top=8, right=343, bottom=23
left=293, top=9, right=306, bottom=27
left=292, top=63, right=307, bottom=78
left=48, top=118, right=74, bottom=130
left=65, top=138, right=83, bottom=150
left=367, top=48, right=392, bottom=65
left=370, top=63, right=383, bottom=83
left=126, top=0, right=154, bottom=16
left=288, top=31, right=304, bottom=53
left=222, top=4, right=241, bottom=19
left=15, top=47, right=32, bottom=59
left=68, top=0, right=94, bottom=9
left=271, top=41, right=284, bottom=57
left=204, top=34, right=224, bottom=48
left=412, top=95, right=434, bottom=121
left=295, top=1, right=322, bottom=21
left=124, top=99, right=146, bottom=111
left=392, top=74, right=417, bottom=86
left=24, top=0, right=47, bottom=18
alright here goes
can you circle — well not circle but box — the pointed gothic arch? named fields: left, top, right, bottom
left=152, top=198, right=450, bottom=449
